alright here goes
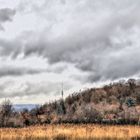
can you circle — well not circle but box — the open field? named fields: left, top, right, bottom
left=0, top=124, right=139, bottom=140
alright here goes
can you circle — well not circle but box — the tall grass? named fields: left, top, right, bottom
left=0, top=124, right=139, bottom=140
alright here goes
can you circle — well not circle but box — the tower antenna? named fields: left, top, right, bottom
left=61, top=82, right=64, bottom=99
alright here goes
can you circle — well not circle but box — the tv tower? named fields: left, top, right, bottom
left=61, top=82, right=64, bottom=99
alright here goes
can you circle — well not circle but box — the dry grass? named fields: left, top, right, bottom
left=0, top=124, right=139, bottom=140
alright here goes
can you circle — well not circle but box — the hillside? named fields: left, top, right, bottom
left=34, top=79, right=140, bottom=125
left=1, top=79, right=140, bottom=127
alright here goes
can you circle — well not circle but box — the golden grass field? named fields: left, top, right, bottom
left=0, top=124, right=139, bottom=140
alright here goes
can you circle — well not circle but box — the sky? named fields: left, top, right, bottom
left=0, top=0, right=139, bottom=104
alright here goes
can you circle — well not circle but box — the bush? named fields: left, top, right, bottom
left=125, top=98, right=136, bottom=107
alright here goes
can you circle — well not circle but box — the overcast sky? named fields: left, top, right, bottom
left=0, top=0, right=139, bottom=104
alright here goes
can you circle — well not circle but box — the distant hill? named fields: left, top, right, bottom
left=13, top=104, right=39, bottom=111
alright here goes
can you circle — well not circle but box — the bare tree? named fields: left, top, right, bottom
left=0, top=99, right=13, bottom=127
left=128, top=79, right=136, bottom=93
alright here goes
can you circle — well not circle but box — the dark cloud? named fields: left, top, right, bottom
left=0, top=38, right=21, bottom=57
left=0, top=0, right=140, bottom=82
left=0, top=8, right=16, bottom=30
left=0, top=66, right=45, bottom=77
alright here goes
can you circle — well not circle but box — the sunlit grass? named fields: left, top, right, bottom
left=0, top=124, right=139, bottom=140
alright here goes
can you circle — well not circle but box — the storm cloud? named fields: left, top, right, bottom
left=1, top=0, right=140, bottom=81
left=0, top=8, right=16, bottom=30
left=0, top=66, right=45, bottom=77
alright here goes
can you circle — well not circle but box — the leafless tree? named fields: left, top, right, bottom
left=0, top=99, right=13, bottom=127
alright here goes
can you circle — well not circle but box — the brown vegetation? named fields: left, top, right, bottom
left=33, top=79, right=140, bottom=125
left=0, top=124, right=139, bottom=140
